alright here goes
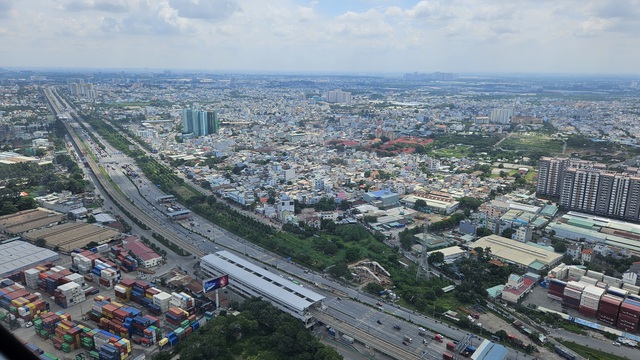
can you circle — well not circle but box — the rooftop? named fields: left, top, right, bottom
left=122, top=238, right=161, bottom=261
left=201, top=250, right=324, bottom=313
left=473, top=234, right=563, bottom=269
left=0, top=240, right=60, bottom=277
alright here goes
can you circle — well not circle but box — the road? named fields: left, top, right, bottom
left=43, top=87, right=616, bottom=360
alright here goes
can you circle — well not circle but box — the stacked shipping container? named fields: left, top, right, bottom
left=579, top=285, right=605, bottom=318
left=618, top=298, right=640, bottom=332
left=564, top=281, right=584, bottom=309
left=548, top=279, right=566, bottom=300
left=109, top=246, right=139, bottom=273
left=597, top=294, right=622, bottom=326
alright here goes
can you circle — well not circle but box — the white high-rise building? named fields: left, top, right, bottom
left=490, top=108, right=514, bottom=124
left=326, top=89, right=352, bottom=104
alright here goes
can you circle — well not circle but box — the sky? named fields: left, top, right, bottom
left=1, top=0, right=639, bottom=74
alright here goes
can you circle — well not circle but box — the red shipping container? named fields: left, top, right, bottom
left=119, top=278, right=135, bottom=288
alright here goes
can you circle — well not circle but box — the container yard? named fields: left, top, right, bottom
left=1, top=255, right=211, bottom=360
left=547, top=264, right=640, bottom=334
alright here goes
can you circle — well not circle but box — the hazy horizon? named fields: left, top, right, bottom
left=1, top=0, right=639, bottom=75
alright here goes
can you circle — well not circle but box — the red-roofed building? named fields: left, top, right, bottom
left=122, top=236, right=163, bottom=268
left=501, top=274, right=536, bottom=304
left=581, top=248, right=594, bottom=263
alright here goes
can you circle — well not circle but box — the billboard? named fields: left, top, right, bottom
left=203, top=275, right=229, bottom=293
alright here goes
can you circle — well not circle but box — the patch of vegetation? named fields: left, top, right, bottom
left=152, top=232, right=190, bottom=257
left=154, top=298, right=341, bottom=360
left=556, top=339, right=630, bottom=360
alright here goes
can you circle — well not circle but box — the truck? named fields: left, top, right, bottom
left=443, top=353, right=454, bottom=360
left=459, top=307, right=480, bottom=319
left=434, top=334, right=444, bottom=343
left=554, top=346, right=577, bottom=360
left=326, top=326, right=336, bottom=337
left=342, top=335, right=354, bottom=344
left=446, top=342, right=456, bottom=351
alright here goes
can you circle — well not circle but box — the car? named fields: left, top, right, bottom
left=418, top=327, right=426, bottom=332
left=402, top=340, right=409, bottom=346
left=613, top=342, right=621, bottom=346
left=377, top=320, right=382, bottom=324
left=25, top=321, right=33, bottom=328
left=393, top=324, right=401, bottom=330
left=337, top=297, right=342, bottom=301
left=376, top=302, right=383, bottom=306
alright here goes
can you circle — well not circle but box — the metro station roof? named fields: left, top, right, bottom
left=201, top=250, right=325, bottom=313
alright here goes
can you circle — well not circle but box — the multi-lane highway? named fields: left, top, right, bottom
left=42, top=87, right=541, bottom=360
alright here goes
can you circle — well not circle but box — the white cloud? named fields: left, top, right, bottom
left=168, top=0, right=240, bottom=21
left=0, top=0, right=638, bottom=73
left=63, top=0, right=129, bottom=13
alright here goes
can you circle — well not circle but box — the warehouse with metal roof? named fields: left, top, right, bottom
left=200, top=250, right=325, bottom=327
left=470, top=339, right=508, bottom=360
left=0, top=240, right=59, bottom=277
left=473, top=235, right=563, bottom=273
left=547, top=212, right=640, bottom=255
left=0, top=208, right=65, bottom=235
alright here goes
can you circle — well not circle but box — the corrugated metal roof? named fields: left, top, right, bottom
left=566, top=218, right=595, bottom=229
left=201, top=251, right=324, bottom=313
left=0, top=240, right=60, bottom=277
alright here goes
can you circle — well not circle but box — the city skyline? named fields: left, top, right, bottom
left=1, top=0, right=640, bottom=75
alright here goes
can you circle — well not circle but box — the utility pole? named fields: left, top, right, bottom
left=416, top=221, right=431, bottom=281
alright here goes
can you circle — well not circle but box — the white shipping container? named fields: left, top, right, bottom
left=564, top=289, right=582, bottom=299
left=584, top=285, right=606, bottom=296
left=579, top=278, right=598, bottom=286
left=153, top=292, right=171, bottom=306
left=586, top=270, right=604, bottom=281
left=96, top=244, right=109, bottom=252
left=566, top=281, right=585, bottom=291
left=580, top=299, right=600, bottom=308
left=568, top=267, right=587, bottom=276
left=622, top=283, right=640, bottom=295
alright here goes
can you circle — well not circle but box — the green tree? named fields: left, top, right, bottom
left=501, top=228, right=516, bottom=239
left=0, top=201, right=18, bottom=215
left=363, top=282, right=385, bottom=295
left=327, top=262, right=349, bottom=279
left=363, top=215, right=378, bottom=223
left=554, top=242, right=568, bottom=253
left=17, top=196, right=37, bottom=211
left=399, top=229, right=415, bottom=250
left=87, top=215, right=97, bottom=223
left=458, top=196, right=484, bottom=211
left=152, top=352, right=173, bottom=360
left=414, top=199, right=427, bottom=210
left=345, top=247, right=362, bottom=262
left=428, top=251, right=445, bottom=265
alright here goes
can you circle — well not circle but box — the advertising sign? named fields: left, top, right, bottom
left=203, top=275, right=229, bottom=293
